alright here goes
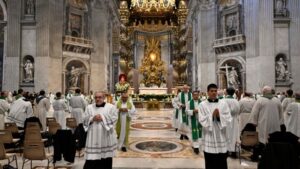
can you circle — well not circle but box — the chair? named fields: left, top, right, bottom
left=66, top=118, right=77, bottom=129
left=4, top=123, right=19, bottom=134
left=26, top=122, right=41, bottom=131
left=22, top=141, right=53, bottom=169
left=0, top=143, right=18, bottom=168
left=48, top=123, right=61, bottom=135
left=236, top=131, right=259, bottom=163
left=0, top=130, right=21, bottom=154
left=46, top=117, right=57, bottom=127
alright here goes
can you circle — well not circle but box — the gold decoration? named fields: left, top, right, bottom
left=131, top=0, right=176, bottom=13
left=139, top=37, right=166, bottom=87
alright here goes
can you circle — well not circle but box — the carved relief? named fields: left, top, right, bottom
left=274, top=0, right=289, bottom=17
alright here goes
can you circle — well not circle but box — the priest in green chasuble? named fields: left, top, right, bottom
left=174, top=85, right=192, bottom=140
left=186, top=90, right=202, bottom=154
left=115, top=93, right=136, bottom=152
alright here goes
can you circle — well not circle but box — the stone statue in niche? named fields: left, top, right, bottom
left=26, top=0, right=35, bottom=15
left=276, top=57, right=289, bottom=81
left=68, top=66, right=84, bottom=88
left=23, top=59, right=34, bottom=82
left=228, top=67, right=239, bottom=89
left=275, top=0, right=288, bottom=17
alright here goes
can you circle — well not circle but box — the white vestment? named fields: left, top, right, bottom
left=282, top=97, right=295, bottom=124
left=248, top=97, right=283, bottom=144
left=69, top=95, right=86, bottom=125
left=223, top=97, right=240, bottom=152
left=198, top=99, right=232, bottom=154
left=174, top=92, right=192, bottom=134
left=285, top=102, right=300, bottom=137
left=0, top=99, right=10, bottom=129
left=83, top=103, right=118, bottom=160
left=171, top=97, right=179, bottom=129
left=37, top=97, right=51, bottom=131
left=53, top=99, right=68, bottom=129
left=186, top=100, right=201, bottom=148
left=117, top=101, right=136, bottom=149
left=7, top=97, right=33, bottom=128
left=239, top=97, right=256, bottom=131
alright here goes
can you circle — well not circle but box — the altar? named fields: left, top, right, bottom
left=139, top=87, right=168, bottom=94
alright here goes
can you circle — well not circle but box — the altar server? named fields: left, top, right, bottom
left=284, top=92, right=300, bottom=138
left=172, top=89, right=181, bottom=131
left=69, top=88, right=86, bottom=125
left=223, top=87, right=240, bottom=158
left=0, top=91, right=10, bottom=129
left=175, top=85, right=192, bottom=140
left=199, top=83, right=232, bottom=169
left=186, top=90, right=202, bottom=154
left=115, top=93, right=136, bottom=152
left=36, top=90, right=51, bottom=131
left=83, top=91, right=118, bottom=169
left=239, top=92, right=255, bottom=131
left=7, top=89, right=34, bottom=129
left=53, top=92, right=69, bottom=129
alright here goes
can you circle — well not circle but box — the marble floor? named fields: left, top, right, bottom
left=0, top=109, right=258, bottom=169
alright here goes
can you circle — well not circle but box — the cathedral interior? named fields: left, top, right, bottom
left=0, top=0, right=299, bottom=169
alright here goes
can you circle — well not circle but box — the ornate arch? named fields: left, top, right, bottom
left=0, top=0, right=7, bottom=21
left=63, top=57, right=90, bottom=73
left=218, top=56, right=246, bottom=71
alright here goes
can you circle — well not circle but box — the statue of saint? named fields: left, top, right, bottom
left=276, top=0, right=284, bottom=12
left=69, top=66, right=84, bottom=88
left=26, top=0, right=35, bottom=15
left=24, top=59, right=34, bottom=82
left=228, top=67, right=239, bottom=88
left=276, top=57, right=288, bottom=80
left=115, top=74, right=130, bottom=94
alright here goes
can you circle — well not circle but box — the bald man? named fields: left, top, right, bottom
left=248, top=86, right=284, bottom=160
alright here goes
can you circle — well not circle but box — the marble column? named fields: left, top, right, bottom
left=3, top=0, right=22, bottom=91
left=289, top=0, right=300, bottom=90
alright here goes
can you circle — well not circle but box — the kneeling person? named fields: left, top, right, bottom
left=116, top=93, right=136, bottom=152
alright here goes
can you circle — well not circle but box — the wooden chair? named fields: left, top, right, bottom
left=48, top=123, right=61, bottom=135
left=0, top=130, right=21, bottom=154
left=236, top=131, right=259, bottom=163
left=46, top=117, right=57, bottom=127
left=0, top=143, right=18, bottom=168
left=66, top=118, right=77, bottom=129
left=4, top=123, right=19, bottom=134
left=25, top=122, right=41, bottom=131
left=22, top=141, right=53, bottom=169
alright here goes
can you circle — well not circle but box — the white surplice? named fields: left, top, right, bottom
left=52, top=99, right=68, bottom=129
left=223, top=97, right=240, bottom=152
left=7, top=97, right=33, bottom=128
left=248, top=97, right=283, bottom=144
left=171, top=97, right=179, bottom=129
left=83, top=103, right=118, bottom=160
left=0, top=99, right=10, bottom=129
left=239, top=97, right=256, bottom=131
left=198, top=100, right=232, bottom=154
left=37, top=97, right=51, bottom=131
left=285, top=102, right=300, bottom=137
left=69, top=95, right=86, bottom=125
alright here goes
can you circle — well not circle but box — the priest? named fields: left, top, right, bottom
left=248, top=86, right=283, bottom=161
left=284, top=92, right=300, bottom=138
left=223, top=87, right=240, bottom=158
left=83, top=91, right=118, bottom=169
left=115, top=92, right=136, bottom=152
left=239, top=92, right=255, bottom=131
left=175, top=85, right=192, bottom=140
left=186, top=90, right=202, bottom=154
left=69, top=88, right=87, bottom=125
left=198, top=83, right=232, bottom=169
left=171, top=89, right=181, bottom=131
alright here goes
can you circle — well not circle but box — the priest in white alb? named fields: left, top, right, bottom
left=115, top=92, right=136, bottom=152
left=239, top=92, right=255, bottom=131
left=285, top=92, right=300, bottom=138
left=83, top=91, right=118, bottom=169
left=175, top=85, right=192, bottom=140
left=186, top=90, right=202, bottom=155
left=69, top=88, right=86, bottom=125
left=248, top=86, right=283, bottom=160
left=223, top=87, right=240, bottom=158
left=52, top=92, right=69, bottom=129
left=198, top=84, right=232, bottom=169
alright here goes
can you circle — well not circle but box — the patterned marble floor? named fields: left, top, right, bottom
left=0, top=108, right=258, bottom=169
